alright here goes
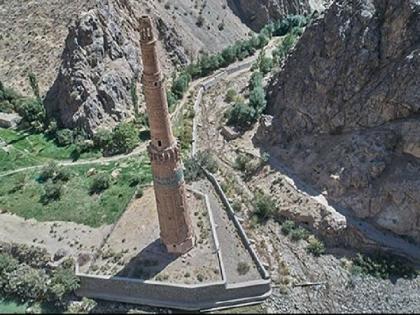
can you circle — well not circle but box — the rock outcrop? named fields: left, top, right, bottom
left=260, top=0, right=420, bottom=243
left=227, top=0, right=329, bottom=31
left=44, top=0, right=141, bottom=133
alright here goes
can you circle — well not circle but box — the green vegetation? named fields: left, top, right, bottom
left=0, top=156, right=152, bottom=227
left=225, top=89, right=237, bottom=103
left=174, top=101, right=195, bottom=154
left=225, top=16, right=308, bottom=129
left=0, top=250, right=78, bottom=309
left=0, top=299, right=28, bottom=314
left=184, top=150, right=218, bottom=182
left=281, top=220, right=296, bottom=235
left=110, top=122, right=139, bottom=154
left=168, top=15, right=309, bottom=106
left=233, top=152, right=263, bottom=179
left=350, top=252, right=418, bottom=280
left=0, top=128, right=101, bottom=172
left=252, top=191, right=276, bottom=222
left=227, top=71, right=266, bottom=129
left=0, top=78, right=46, bottom=132
left=306, top=236, right=326, bottom=256
left=90, top=173, right=111, bottom=194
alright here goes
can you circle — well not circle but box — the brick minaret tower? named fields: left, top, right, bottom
left=138, top=16, right=194, bottom=254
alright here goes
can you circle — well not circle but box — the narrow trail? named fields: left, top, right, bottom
left=0, top=43, right=262, bottom=179
left=192, top=52, right=420, bottom=264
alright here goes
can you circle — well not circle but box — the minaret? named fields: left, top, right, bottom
left=138, top=16, right=194, bottom=254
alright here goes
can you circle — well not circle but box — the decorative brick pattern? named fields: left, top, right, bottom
left=139, top=16, right=194, bottom=254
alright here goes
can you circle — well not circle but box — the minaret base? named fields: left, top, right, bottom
left=164, top=236, right=194, bottom=255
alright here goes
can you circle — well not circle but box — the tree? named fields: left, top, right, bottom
left=252, top=191, right=276, bottom=222
left=249, top=86, right=267, bottom=115
left=259, top=56, right=273, bottom=75
left=227, top=101, right=256, bottom=128
left=111, top=122, right=139, bottom=153
left=249, top=71, right=263, bottom=90
left=225, top=89, right=237, bottom=103
left=39, top=161, right=59, bottom=182
left=15, top=99, right=46, bottom=130
left=221, top=46, right=237, bottom=66
left=90, top=173, right=111, bottom=194
left=28, top=72, right=41, bottom=104
left=55, top=129, right=73, bottom=146
left=171, top=72, right=191, bottom=99
left=93, top=128, right=112, bottom=150
left=42, top=180, right=63, bottom=204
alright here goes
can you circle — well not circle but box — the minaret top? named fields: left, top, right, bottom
left=139, top=15, right=155, bottom=44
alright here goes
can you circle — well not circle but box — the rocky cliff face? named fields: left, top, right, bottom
left=43, top=0, right=253, bottom=134
left=44, top=0, right=142, bottom=133
left=0, top=0, right=95, bottom=96
left=227, top=0, right=329, bottom=31
left=259, top=0, right=420, bottom=243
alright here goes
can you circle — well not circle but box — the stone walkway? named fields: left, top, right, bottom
left=194, top=180, right=262, bottom=284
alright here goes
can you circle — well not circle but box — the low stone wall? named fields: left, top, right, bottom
left=76, top=274, right=271, bottom=311
left=202, top=168, right=270, bottom=280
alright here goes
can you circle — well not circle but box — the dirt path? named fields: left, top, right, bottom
left=192, top=55, right=420, bottom=265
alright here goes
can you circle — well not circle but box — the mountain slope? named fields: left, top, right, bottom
left=259, top=0, right=420, bottom=243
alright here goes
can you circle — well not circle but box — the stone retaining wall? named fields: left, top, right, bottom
left=76, top=274, right=271, bottom=311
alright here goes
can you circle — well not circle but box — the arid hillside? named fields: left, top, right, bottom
left=0, top=0, right=250, bottom=98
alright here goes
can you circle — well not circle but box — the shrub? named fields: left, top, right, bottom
left=167, top=90, right=177, bottom=110
left=237, top=262, right=250, bottom=275
left=39, top=161, right=59, bottom=182
left=47, top=267, right=80, bottom=303
left=306, top=236, right=326, bottom=256
left=93, top=128, right=112, bottom=150
left=281, top=220, right=295, bottom=235
left=129, top=175, right=142, bottom=187
left=350, top=252, right=417, bottom=279
left=42, top=180, right=63, bottom=203
left=135, top=188, right=144, bottom=199
left=111, top=122, right=139, bottom=154
left=231, top=199, right=242, bottom=212
left=290, top=227, right=309, bottom=242
left=5, top=264, right=48, bottom=300
left=15, top=99, right=46, bottom=129
left=56, top=129, right=74, bottom=146
left=55, top=168, right=72, bottom=182
left=90, top=173, right=111, bottom=194
left=259, top=56, right=273, bottom=75
left=227, top=101, right=256, bottom=128
left=252, top=191, right=276, bottom=221
left=0, top=100, right=14, bottom=113
left=196, top=15, right=205, bottom=27
left=197, top=150, right=218, bottom=173
left=184, top=150, right=218, bottom=182
left=171, top=72, right=191, bottom=99
left=184, top=156, right=203, bottom=182
left=28, top=72, right=41, bottom=103
left=234, top=154, right=248, bottom=171
left=225, top=89, right=237, bottom=103
left=249, top=71, right=263, bottom=91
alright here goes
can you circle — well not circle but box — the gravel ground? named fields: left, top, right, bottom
left=267, top=276, right=420, bottom=313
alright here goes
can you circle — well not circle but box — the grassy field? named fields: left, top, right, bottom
left=0, top=155, right=152, bottom=227
left=0, top=300, right=28, bottom=314
left=0, top=128, right=101, bottom=172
